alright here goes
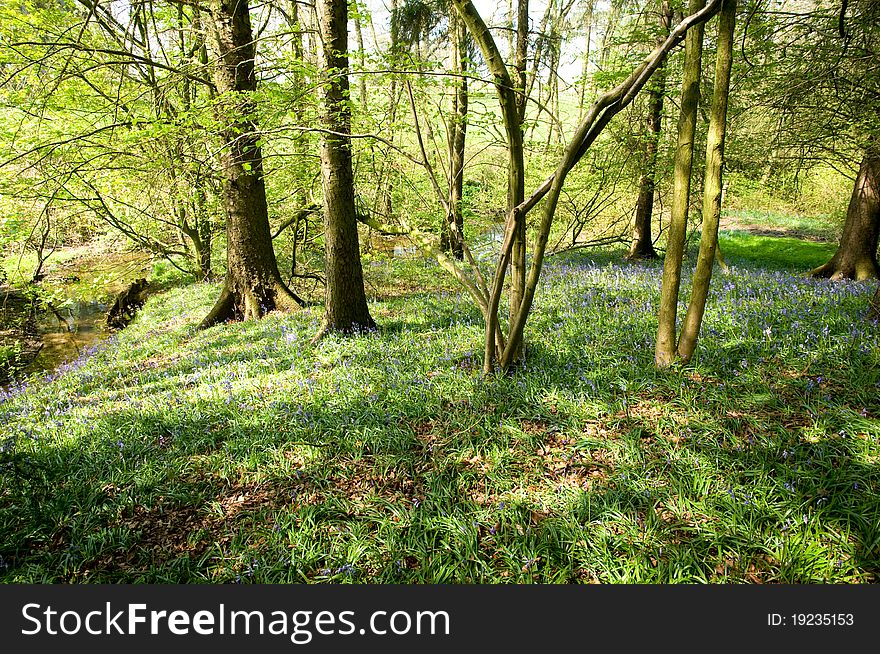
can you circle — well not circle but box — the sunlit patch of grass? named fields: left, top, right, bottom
left=0, top=239, right=878, bottom=583
left=718, top=231, right=837, bottom=271
left=722, top=208, right=841, bottom=243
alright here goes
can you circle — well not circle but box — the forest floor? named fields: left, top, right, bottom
left=1, top=229, right=879, bottom=583
left=718, top=208, right=841, bottom=243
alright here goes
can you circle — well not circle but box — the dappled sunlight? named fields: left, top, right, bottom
left=1, top=247, right=879, bottom=583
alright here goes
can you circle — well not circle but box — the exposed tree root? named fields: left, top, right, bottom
left=199, top=279, right=305, bottom=330
left=809, top=256, right=880, bottom=281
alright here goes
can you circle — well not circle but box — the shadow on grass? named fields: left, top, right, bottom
left=1, top=245, right=878, bottom=583
left=2, top=336, right=879, bottom=583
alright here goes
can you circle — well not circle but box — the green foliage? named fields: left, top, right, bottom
left=0, top=341, right=24, bottom=377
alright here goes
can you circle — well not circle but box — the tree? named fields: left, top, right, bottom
left=748, top=0, right=880, bottom=281
left=446, top=0, right=723, bottom=372
left=805, top=0, right=880, bottom=280
left=441, top=9, right=470, bottom=260
left=312, top=0, right=376, bottom=337
left=0, top=0, right=223, bottom=284
left=199, top=0, right=303, bottom=328
left=676, top=0, right=737, bottom=363
left=810, top=147, right=880, bottom=280
left=626, top=0, right=672, bottom=260
left=655, top=0, right=707, bottom=368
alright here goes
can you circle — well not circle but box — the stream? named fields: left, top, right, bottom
left=0, top=294, right=109, bottom=385
left=31, top=302, right=109, bottom=375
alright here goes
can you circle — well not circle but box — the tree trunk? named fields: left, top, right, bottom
left=450, top=0, right=722, bottom=373
left=382, top=0, right=402, bottom=220
left=577, top=0, right=594, bottom=119
left=200, top=0, right=302, bottom=329
left=677, top=0, right=737, bottom=363
left=288, top=0, right=303, bottom=59
left=809, top=148, right=880, bottom=281
left=544, top=15, right=561, bottom=150
left=515, top=0, right=529, bottom=122
left=194, top=183, right=213, bottom=281
left=453, top=0, right=526, bottom=371
left=314, top=0, right=376, bottom=337
left=442, top=10, right=469, bottom=260
left=353, top=1, right=369, bottom=114
left=509, top=0, right=529, bottom=362
left=627, top=0, right=672, bottom=261
left=654, top=0, right=706, bottom=368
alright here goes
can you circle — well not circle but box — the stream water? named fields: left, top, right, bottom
left=30, top=302, right=109, bottom=375
left=0, top=296, right=109, bottom=386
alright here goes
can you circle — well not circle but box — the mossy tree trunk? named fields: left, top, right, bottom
left=449, top=0, right=722, bottom=373
left=810, top=147, right=880, bottom=281
left=677, top=0, right=737, bottom=363
left=200, top=0, right=302, bottom=328
left=507, top=0, right=529, bottom=363
left=452, top=0, right=526, bottom=371
left=441, top=9, right=468, bottom=260
left=654, top=0, right=706, bottom=368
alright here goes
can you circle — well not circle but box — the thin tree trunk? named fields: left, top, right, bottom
left=509, top=0, right=529, bottom=360
left=194, top=183, right=213, bottom=280
left=443, top=10, right=468, bottom=260
left=809, top=147, right=880, bottom=281
left=544, top=20, right=561, bottom=149
left=353, top=1, right=369, bottom=113
left=451, top=0, right=722, bottom=373
left=200, top=0, right=302, bottom=329
left=577, top=0, right=594, bottom=119
left=677, top=0, right=737, bottom=363
left=627, top=0, right=672, bottom=260
left=288, top=0, right=303, bottom=59
left=313, top=0, right=376, bottom=337
left=383, top=0, right=402, bottom=219
left=454, top=0, right=526, bottom=372
left=525, top=0, right=556, bottom=143
left=181, top=183, right=213, bottom=282
left=515, top=0, right=529, bottom=122
left=654, top=0, right=706, bottom=368
left=508, top=0, right=515, bottom=59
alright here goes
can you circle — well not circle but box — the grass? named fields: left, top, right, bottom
left=720, top=209, right=842, bottom=243
left=0, top=234, right=878, bottom=583
left=718, top=231, right=837, bottom=271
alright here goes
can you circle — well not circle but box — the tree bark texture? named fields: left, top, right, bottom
left=200, top=0, right=302, bottom=329
left=315, top=0, right=376, bottom=335
left=810, top=148, right=880, bottom=281
left=509, top=0, right=529, bottom=361
left=677, top=0, right=737, bottom=363
left=453, top=0, right=526, bottom=372
left=627, top=0, right=672, bottom=260
left=442, top=10, right=469, bottom=260
left=654, top=0, right=706, bottom=368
